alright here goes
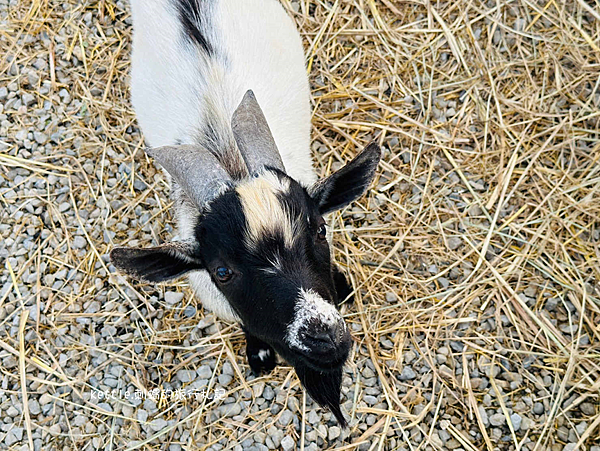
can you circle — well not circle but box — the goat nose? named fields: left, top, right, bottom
left=303, top=329, right=337, bottom=354
left=303, top=321, right=347, bottom=354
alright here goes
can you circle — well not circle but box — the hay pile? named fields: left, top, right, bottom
left=0, top=0, right=598, bottom=449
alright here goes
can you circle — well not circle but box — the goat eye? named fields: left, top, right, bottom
left=317, top=224, right=327, bottom=241
left=215, top=267, right=233, bottom=283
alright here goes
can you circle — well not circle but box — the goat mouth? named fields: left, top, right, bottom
left=271, top=341, right=349, bottom=372
left=294, top=348, right=349, bottom=372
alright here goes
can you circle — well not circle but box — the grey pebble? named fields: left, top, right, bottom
left=280, top=436, right=295, bottom=451
left=363, top=395, right=378, bottom=405
left=438, top=277, right=450, bottom=288
left=39, top=393, right=53, bottom=405
left=521, top=417, right=534, bottom=431
left=385, top=291, right=399, bottom=303
left=220, top=402, right=241, bottom=417
left=268, top=427, right=283, bottom=447
left=218, top=374, right=232, bottom=386
left=478, top=406, right=489, bottom=426
left=133, top=179, right=148, bottom=191
left=58, top=201, right=71, bottom=212
left=150, top=418, right=168, bottom=432
left=468, top=204, right=482, bottom=216
left=28, top=399, right=41, bottom=415
left=4, top=430, right=19, bottom=446
left=137, top=409, right=149, bottom=423
left=197, top=365, right=213, bottom=379
left=510, top=413, right=522, bottom=431
left=12, top=428, right=24, bottom=441
left=533, top=402, right=544, bottom=415
left=263, top=385, right=274, bottom=400
left=176, top=369, right=196, bottom=383
left=399, top=366, right=416, bottom=380
left=489, top=413, right=506, bottom=426
left=33, top=131, right=47, bottom=144
left=580, top=402, right=595, bottom=415
left=73, top=235, right=87, bottom=249
left=278, top=409, right=294, bottom=426
left=164, top=291, right=184, bottom=304
left=328, top=426, right=341, bottom=440
left=447, top=236, right=463, bottom=250
left=184, top=305, right=196, bottom=317
left=22, top=93, right=36, bottom=106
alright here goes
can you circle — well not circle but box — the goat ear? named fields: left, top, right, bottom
left=309, top=142, right=381, bottom=215
left=110, top=241, right=203, bottom=283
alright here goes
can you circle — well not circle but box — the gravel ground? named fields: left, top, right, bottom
left=1, top=0, right=599, bottom=450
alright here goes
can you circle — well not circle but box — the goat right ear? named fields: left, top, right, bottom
left=110, top=242, right=203, bottom=283
left=309, top=142, right=381, bottom=215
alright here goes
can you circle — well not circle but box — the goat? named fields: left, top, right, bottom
left=110, top=0, right=381, bottom=426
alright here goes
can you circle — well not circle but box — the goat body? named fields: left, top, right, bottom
left=115, top=0, right=382, bottom=425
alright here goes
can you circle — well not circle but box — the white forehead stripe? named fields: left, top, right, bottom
left=236, top=171, right=294, bottom=248
left=285, top=288, right=342, bottom=352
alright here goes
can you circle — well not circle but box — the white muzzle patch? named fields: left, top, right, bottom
left=285, top=288, right=343, bottom=352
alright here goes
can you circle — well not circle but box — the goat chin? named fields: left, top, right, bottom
left=295, top=364, right=347, bottom=428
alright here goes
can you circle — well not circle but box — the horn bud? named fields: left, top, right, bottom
left=231, top=90, right=285, bottom=175
left=146, top=145, right=233, bottom=209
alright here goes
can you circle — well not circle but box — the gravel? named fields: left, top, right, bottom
left=176, top=369, right=196, bottom=383
left=164, top=291, right=185, bottom=305
left=0, top=0, right=596, bottom=450
left=490, top=413, right=506, bottom=426
left=280, top=435, right=295, bottom=451
left=399, top=366, right=417, bottom=380
left=510, top=413, right=522, bottom=431
left=150, top=418, right=169, bottom=432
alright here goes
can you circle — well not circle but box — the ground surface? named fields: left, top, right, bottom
left=1, top=0, right=599, bottom=450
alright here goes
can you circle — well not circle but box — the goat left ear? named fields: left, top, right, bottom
left=309, top=142, right=381, bottom=215
left=110, top=241, right=203, bottom=283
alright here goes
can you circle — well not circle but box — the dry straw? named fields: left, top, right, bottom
left=0, top=0, right=599, bottom=449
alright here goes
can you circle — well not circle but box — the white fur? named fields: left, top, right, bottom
left=285, top=288, right=342, bottom=352
left=130, top=0, right=316, bottom=185
left=130, top=0, right=317, bottom=321
left=257, top=349, right=271, bottom=361
left=236, top=171, right=295, bottom=249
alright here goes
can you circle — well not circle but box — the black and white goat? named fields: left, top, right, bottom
left=110, top=0, right=381, bottom=425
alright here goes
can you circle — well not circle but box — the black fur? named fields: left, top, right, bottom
left=311, top=142, right=381, bottom=215
left=295, top=364, right=346, bottom=427
left=175, top=0, right=214, bottom=55
left=245, top=329, right=276, bottom=375
left=333, top=266, right=353, bottom=306
left=110, top=243, right=201, bottom=282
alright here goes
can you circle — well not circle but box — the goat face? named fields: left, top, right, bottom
left=199, top=168, right=353, bottom=372
left=110, top=144, right=379, bottom=364
left=110, top=90, right=381, bottom=424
